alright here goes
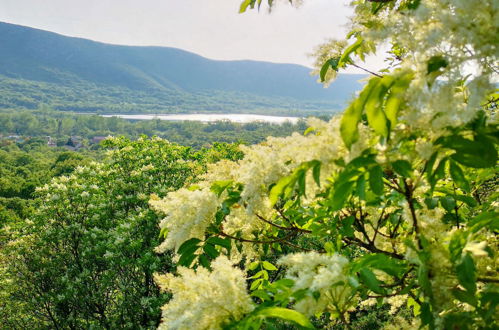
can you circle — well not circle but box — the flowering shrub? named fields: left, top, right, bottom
left=0, top=137, right=224, bottom=328
left=153, top=1, right=498, bottom=329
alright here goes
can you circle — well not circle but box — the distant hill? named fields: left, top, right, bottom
left=0, top=21, right=365, bottom=114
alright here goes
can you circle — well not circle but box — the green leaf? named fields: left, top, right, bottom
left=385, top=71, right=413, bottom=126
left=338, top=38, right=364, bottom=68
left=468, top=212, right=499, bottom=233
left=250, top=278, right=263, bottom=290
left=206, top=236, right=231, bottom=251
left=256, top=307, right=315, bottom=329
left=203, top=244, right=220, bottom=259
left=210, top=180, right=233, bottom=197
left=449, top=161, right=470, bottom=192
left=449, top=230, right=467, bottom=264
left=359, top=268, right=384, bottom=294
left=248, top=261, right=260, bottom=271
left=424, top=197, right=439, bottom=209
left=392, top=160, right=412, bottom=178
left=320, top=58, right=340, bottom=82
left=452, top=289, right=478, bottom=307
left=198, top=254, right=211, bottom=269
left=439, top=196, right=456, bottom=212
left=177, top=250, right=198, bottom=267
left=341, top=77, right=380, bottom=148
left=339, top=216, right=355, bottom=238
left=456, top=254, right=476, bottom=294
left=420, top=302, right=434, bottom=328
left=239, top=0, right=252, bottom=13
left=177, top=238, right=202, bottom=255
left=354, top=254, right=406, bottom=278
left=312, top=161, right=321, bottom=187
left=369, top=165, right=384, bottom=195
left=269, top=175, right=295, bottom=206
left=365, top=78, right=389, bottom=137
left=427, top=55, right=448, bottom=75
left=453, top=195, right=477, bottom=207
left=441, top=134, right=497, bottom=168
left=262, top=261, right=278, bottom=271
left=356, top=174, right=366, bottom=200
left=430, top=157, right=447, bottom=188
left=330, top=180, right=355, bottom=211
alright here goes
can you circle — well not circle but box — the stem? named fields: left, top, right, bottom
left=350, top=63, right=383, bottom=78
left=255, top=213, right=311, bottom=233
left=218, top=228, right=296, bottom=245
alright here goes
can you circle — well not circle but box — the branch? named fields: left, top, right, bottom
left=350, top=63, right=383, bottom=78
left=344, top=236, right=404, bottom=260
left=477, top=277, right=499, bottom=283
left=218, top=229, right=296, bottom=245
left=255, top=213, right=311, bottom=233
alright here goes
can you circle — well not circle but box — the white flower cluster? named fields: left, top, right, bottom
left=354, top=0, right=497, bottom=136
left=278, top=252, right=352, bottom=316
left=155, top=256, right=254, bottom=330
left=150, top=187, right=219, bottom=252
left=153, top=117, right=351, bottom=255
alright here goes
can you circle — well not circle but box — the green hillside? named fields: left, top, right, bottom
left=0, top=22, right=365, bottom=114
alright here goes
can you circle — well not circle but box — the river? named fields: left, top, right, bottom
left=100, top=113, right=301, bottom=124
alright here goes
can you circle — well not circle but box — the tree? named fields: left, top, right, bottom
left=0, top=137, right=217, bottom=328
left=152, top=1, right=498, bottom=329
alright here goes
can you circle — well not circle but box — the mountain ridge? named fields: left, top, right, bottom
left=0, top=21, right=365, bottom=114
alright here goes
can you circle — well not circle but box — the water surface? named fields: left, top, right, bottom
left=100, top=113, right=301, bottom=124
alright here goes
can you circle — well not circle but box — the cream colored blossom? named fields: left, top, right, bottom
left=155, top=256, right=253, bottom=330
left=278, top=252, right=354, bottom=316
left=150, top=187, right=219, bottom=252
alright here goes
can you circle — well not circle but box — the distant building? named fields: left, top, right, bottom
left=47, top=136, right=57, bottom=147
left=65, top=136, right=84, bottom=150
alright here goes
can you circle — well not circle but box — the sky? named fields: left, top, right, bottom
left=0, top=0, right=382, bottom=71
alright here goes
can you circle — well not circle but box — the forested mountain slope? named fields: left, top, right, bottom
left=0, top=22, right=365, bottom=113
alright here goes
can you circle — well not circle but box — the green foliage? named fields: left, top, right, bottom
left=0, top=137, right=239, bottom=328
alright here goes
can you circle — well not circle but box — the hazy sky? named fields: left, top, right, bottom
left=0, top=0, right=380, bottom=71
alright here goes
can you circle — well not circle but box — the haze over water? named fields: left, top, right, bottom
left=101, top=113, right=301, bottom=124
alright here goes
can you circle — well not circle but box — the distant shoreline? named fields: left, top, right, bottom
left=99, top=113, right=302, bottom=124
